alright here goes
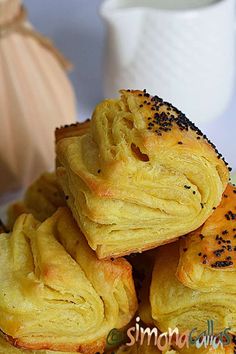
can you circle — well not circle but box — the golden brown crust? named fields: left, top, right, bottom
left=177, top=184, right=236, bottom=292
left=0, top=333, right=83, bottom=353
left=55, top=120, right=90, bottom=143
left=5, top=334, right=104, bottom=353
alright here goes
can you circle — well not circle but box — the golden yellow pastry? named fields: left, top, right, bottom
left=115, top=337, right=235, bottom=354
left=115, top=341, right=160, bottom=353
left=7, top=172, right=65, bottom=229
left=0, top=335, right=74, bottom=353
left=150, top=242, right=236, bottom=333
left=55, top=120, right=90, bottom=142
left=176, top=347, right=234, bottom=354
left=115, top=345, right=233, bottom=354
left=56, top=89, right=229, bottom=259
left=0, top=208, right=137, bottom=352
left=176, top=184, right=236, bottom=292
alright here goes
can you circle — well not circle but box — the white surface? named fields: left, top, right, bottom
left=101, top=0, right=235, bottom=123
left=23, top=0, right=236, bottom=170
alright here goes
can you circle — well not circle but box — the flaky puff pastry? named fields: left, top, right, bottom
left=7, top=172, right=66, bottom=229
left=115, top=340, right=234, bottom=354
left=0, top=335, right=75, bottom=353
left=176, top=184, right=236, bottom=293
left=0, top=208, right=137, bottom=353
left=56, top=89, right=229, bottom=259
left=115, top=340, right=160, bottom=353
left=150, top=242, right=236, bottom=333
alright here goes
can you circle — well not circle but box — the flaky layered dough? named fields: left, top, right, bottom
left=177, top=184, right=236, bottom=293
left=116, top=341, right=160, bottom=353
left=7, top=172, right=65, bottom=229
left=115, top=339, right=234, bottom=354
left=116, top=346, right=233, bottom=354
left=150, top=242, right=236, bottom=333
left=176, top=347, right=234, bottom=354
left=0, top=335, right=75, bottom=353
left=0, top=208, right=137, bottom=352
left=56, top=89, right=229, bottom=259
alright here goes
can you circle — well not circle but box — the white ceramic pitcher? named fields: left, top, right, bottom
left=100, top=0, right=236, bottom=124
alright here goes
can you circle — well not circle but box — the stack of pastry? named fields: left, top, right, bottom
left=0, top=89, right=235, bottom=354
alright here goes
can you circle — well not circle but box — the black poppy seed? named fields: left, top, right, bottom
left=214, top=250, right=223, bottom=257
left=201, top=203, right=204, bottom=208
left=202, top=260, right=207, bottom=264
left=140, top=90, right=228, bottom=168
left=184, top=185, right=191, bottom=189
left=139, top=104, right=143, bottom=108
left=224, top=194, right=228, bottom=198
left=200, top=234, right=204, bottom=240
left=97, top=169, right=101, bottom=173
left=211, top=260, right=233, bottom=268
left=222, top=230, right=228, bottom=235
left=178, top=141, right=183, bottom=145
left=198, top=252, right=202, bottom=256
left=183, top=248, right=188, bottom=252
left=193, top=191, right=196, bottom=195
left=65, top=195, right=69, bottom=200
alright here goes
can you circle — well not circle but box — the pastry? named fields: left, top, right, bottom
left=115, top=344, right=233, bottom=354
left=7, top=172, right=66, bottom=229
left=56, top=89, right=229, bottom=259
left=176, top=184, right=236, bottom=292
left=55, top=120, right=90, bottom=142
left=150, top=242, right=236, bottom=333
left=0, top=208, right=137, bottom=352
left=115, top=341, right=160, bottom=353
left=0, top=335, right=74, bottom=353
left=115, top=336, right=235, bottom=354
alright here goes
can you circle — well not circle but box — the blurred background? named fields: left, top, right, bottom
left=24, top=0, right=236, bottom=169
left=24, top=0, right=105, bottom=121
left=1, top=0, right=235, bottom=203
